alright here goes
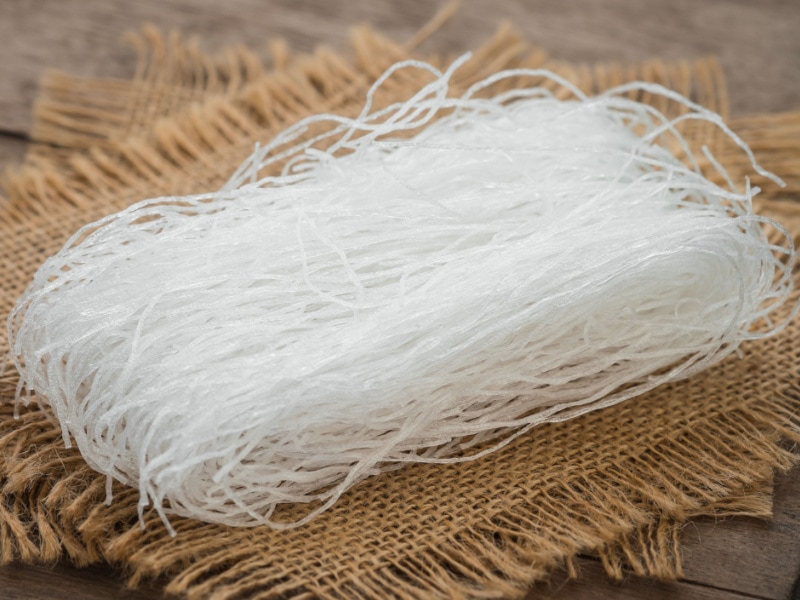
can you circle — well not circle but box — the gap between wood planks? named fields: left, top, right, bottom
left=0, top=131, right=28, bottom=172
left=530, top=558, right=788, bottom=600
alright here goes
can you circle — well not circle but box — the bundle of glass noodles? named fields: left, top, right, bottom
left=9, top=56, right=797, bottom=530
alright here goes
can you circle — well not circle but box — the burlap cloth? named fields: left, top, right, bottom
left=2, top=23, right=800, bottom=599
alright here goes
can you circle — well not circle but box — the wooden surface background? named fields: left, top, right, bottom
left=1, top=1, right=799, bottom=598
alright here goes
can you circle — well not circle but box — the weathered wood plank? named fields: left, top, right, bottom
left=529, top=558, right=766, bottom=600
left=0, top=563, right=162, bottom=600
left=1, top=0, right=799, bottom=136
left=679, top=470, right=800, bottom=599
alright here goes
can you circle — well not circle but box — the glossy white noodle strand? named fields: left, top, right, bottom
left=8, top=55, right=798, bottom=531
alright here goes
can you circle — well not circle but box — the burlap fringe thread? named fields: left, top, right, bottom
left=1, top=24, right=800, bottom=600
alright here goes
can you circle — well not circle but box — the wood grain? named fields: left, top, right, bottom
left=0, top=0, right=799, bottom=135
left=0, top=564, right=162, bottom=600
left=531, top=559, right=768, bottom=600
left=1, top=0, right=799, bottom=598
left=680, top=471, right=800, bottom=599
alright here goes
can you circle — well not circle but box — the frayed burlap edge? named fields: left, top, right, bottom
left=1, top=24, right=799, bottom=600
left=22, top=25, right=267, bottom=170
left=19, top=0, right=463, bottom=173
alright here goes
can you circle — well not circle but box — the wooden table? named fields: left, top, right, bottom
left=1, top=1, right=799, bottom=598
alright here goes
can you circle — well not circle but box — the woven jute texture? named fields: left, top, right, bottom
left=2, top=25, right=800, bottom=600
